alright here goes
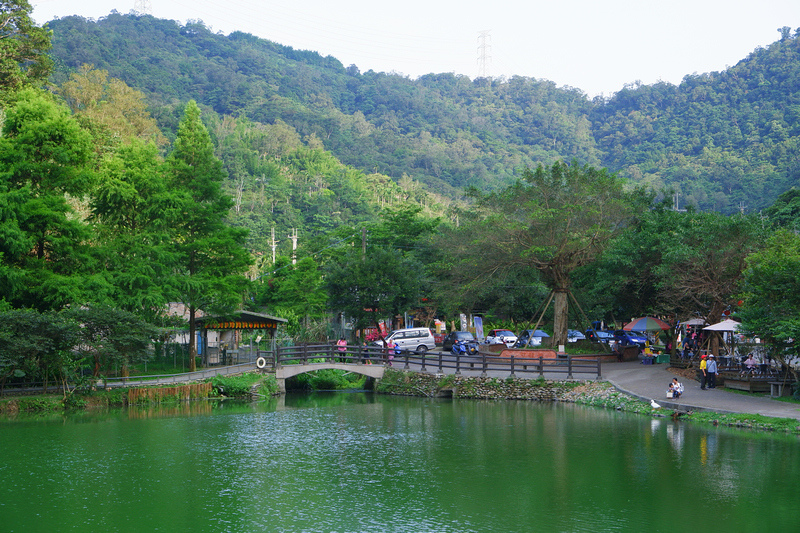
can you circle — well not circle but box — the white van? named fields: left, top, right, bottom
left=375, top=327, right=436, bottom=354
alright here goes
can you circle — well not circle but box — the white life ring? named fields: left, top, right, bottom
left=256, top=356, right=267, bottom=369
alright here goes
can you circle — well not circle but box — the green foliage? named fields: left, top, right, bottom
left=209, top=372, right=263, bottom=396
left=255, top=256, right=326, bottom=320
left=0, top=89, right=100, bottom=310
left=0, top=0, right=53, bottom=102
left=64, top=305, right=160, bottom=377
left=324, top=246, right=424, bottom=331
left=0, top=308, right=81, bottom=393
left=738, top=230, right=800, bottom=366
left=46, top=15, right=800, bottom=215
left=15, top=396, right=61, bottom=413
left=167, top=100, right=252, bottom=369
left=451, top=161, right=639, bottom=344
left=578, top=205, right=769, bottom=325
left=288, top=369, right=366, bottom=390
left=257, top=374, right=279, bottom=396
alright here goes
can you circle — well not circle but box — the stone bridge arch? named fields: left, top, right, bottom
left=274, top=363, right=385, bottom=393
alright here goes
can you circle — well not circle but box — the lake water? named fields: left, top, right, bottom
left=2, top=392, right=799, bottom=532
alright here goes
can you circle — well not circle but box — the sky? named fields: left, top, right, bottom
left=31, top=0, right=799, bottom=97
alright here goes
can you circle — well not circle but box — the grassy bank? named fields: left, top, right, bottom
left=0, top=372, right=279, bottom=415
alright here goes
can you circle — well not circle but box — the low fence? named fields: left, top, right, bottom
left=273, top=344, right=602, bottom=379
left=0, top=361, right=261, bottom=395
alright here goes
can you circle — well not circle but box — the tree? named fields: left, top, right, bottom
left=0, top=308, right=79, bottom=395
left=166, top=100, right=252, bottom=371
left=738, top=229, right=800, bottom=381
left=653, top=211, right=767, bottom=327
left=58, top=64, right=167, bottom=151
left=0, top=89, right=101, bottom=310
left=256, top=256, right=326, bottom=324
left=90, top=139, right=179, bottom=320
left=464, top=161, right=639, bottom=345
left=324, top=246, right=423, bottom=334
left=0, top=0, right=52, bottom=101
left=65, top=305, right=159, bottom=378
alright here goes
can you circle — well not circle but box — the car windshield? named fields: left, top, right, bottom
left=494, top=330, right=514, bottom=336
left=457, top=332, right=475, bottom=340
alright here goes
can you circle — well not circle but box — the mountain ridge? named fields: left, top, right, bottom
left=47, top=14, right=800, bottom=213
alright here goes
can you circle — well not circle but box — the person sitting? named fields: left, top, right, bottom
left=743, top=354, right=758, bottom=374
left=668, top=378, right=683, bottom=399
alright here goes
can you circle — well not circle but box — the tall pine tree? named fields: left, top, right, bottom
left=167, top=101, right=251, bottom=370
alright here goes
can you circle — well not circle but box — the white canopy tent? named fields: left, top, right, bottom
left=703, top=319, right=741, bottom=331
left=703, top=319, right=741, bottom=360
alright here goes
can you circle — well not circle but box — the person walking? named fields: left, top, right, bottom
left=699, top=354, right=708, bottom=390
left=707, top=354, right=718, bottom=388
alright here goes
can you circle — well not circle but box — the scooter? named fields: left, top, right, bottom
left=451, top=339, right=479, bottom=356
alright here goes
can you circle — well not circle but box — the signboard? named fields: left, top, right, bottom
left=474, top=316, right=484, bottom=341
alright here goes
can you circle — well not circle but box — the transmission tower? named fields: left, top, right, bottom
left=133, top=0, right=152, bottom=15
left=477, top=30, right=491, bottom=78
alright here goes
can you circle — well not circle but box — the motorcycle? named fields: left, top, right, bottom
left=451, top=339, right=479, bottom=356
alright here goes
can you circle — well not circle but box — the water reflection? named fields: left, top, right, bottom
left=1, top=394, right=799, bottom=532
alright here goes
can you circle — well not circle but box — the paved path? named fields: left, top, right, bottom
left=602, top=361, right=800, bottom=420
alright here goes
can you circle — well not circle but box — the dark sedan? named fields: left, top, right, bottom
left=442, top=331, right=479, bottom=353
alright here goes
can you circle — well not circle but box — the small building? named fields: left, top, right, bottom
left=195, top=310, right=288, bottom=365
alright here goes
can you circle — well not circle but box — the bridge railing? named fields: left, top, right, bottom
left=275, top=344, right=390, bottom=367
left=274, top=345, right=601, bottom=379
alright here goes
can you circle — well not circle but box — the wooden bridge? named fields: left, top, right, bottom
left=259, top=344, right=603, bottom=392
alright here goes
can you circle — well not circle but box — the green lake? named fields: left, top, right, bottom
left=2, top=392, right=798, bottom=532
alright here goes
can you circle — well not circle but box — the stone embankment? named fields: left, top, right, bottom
left=376, top=369, right=635, bottom=406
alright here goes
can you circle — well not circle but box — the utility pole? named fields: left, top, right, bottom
left=361, top=227, right=367, bottom=262
left=673, top=191, right=681, bottom=211
left=477, top=30, right=491, bottom=78
left=288, top=228, right=298, bottom=264
left=270, top=227, right=279, bottom=264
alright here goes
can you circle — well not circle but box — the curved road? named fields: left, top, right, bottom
left=603, top=360, right=800, bottom=421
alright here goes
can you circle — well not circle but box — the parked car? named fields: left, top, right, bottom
left=585, top=328, right=614, bottom=343
left=613, top=330, right=647, bottom=348
left=485, top=329, right=518, bottom=348
left=371, top=327, right=436, bottom=353
left=442, top=331, right=479, bottom=354
left=442, top=331, right=478, bottom=352
left=567, top=329, right=586, bottom=342
left=515, top=329, right=550, bottom=347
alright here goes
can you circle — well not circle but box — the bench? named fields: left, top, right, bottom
left=770, top=381, right=793, bottom=398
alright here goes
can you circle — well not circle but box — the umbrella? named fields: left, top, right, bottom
left=703, top=319, right=741, bottom=331
left=623, top=316, right=671, bottom=332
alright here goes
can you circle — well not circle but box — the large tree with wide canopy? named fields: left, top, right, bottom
left=465, top=161, right=641, bottom=346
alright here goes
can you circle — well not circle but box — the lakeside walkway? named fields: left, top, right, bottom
left=603, top=360, right=800, bottom=421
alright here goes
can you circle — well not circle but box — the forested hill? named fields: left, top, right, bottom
left=47, top=14, right=800, bottom=213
